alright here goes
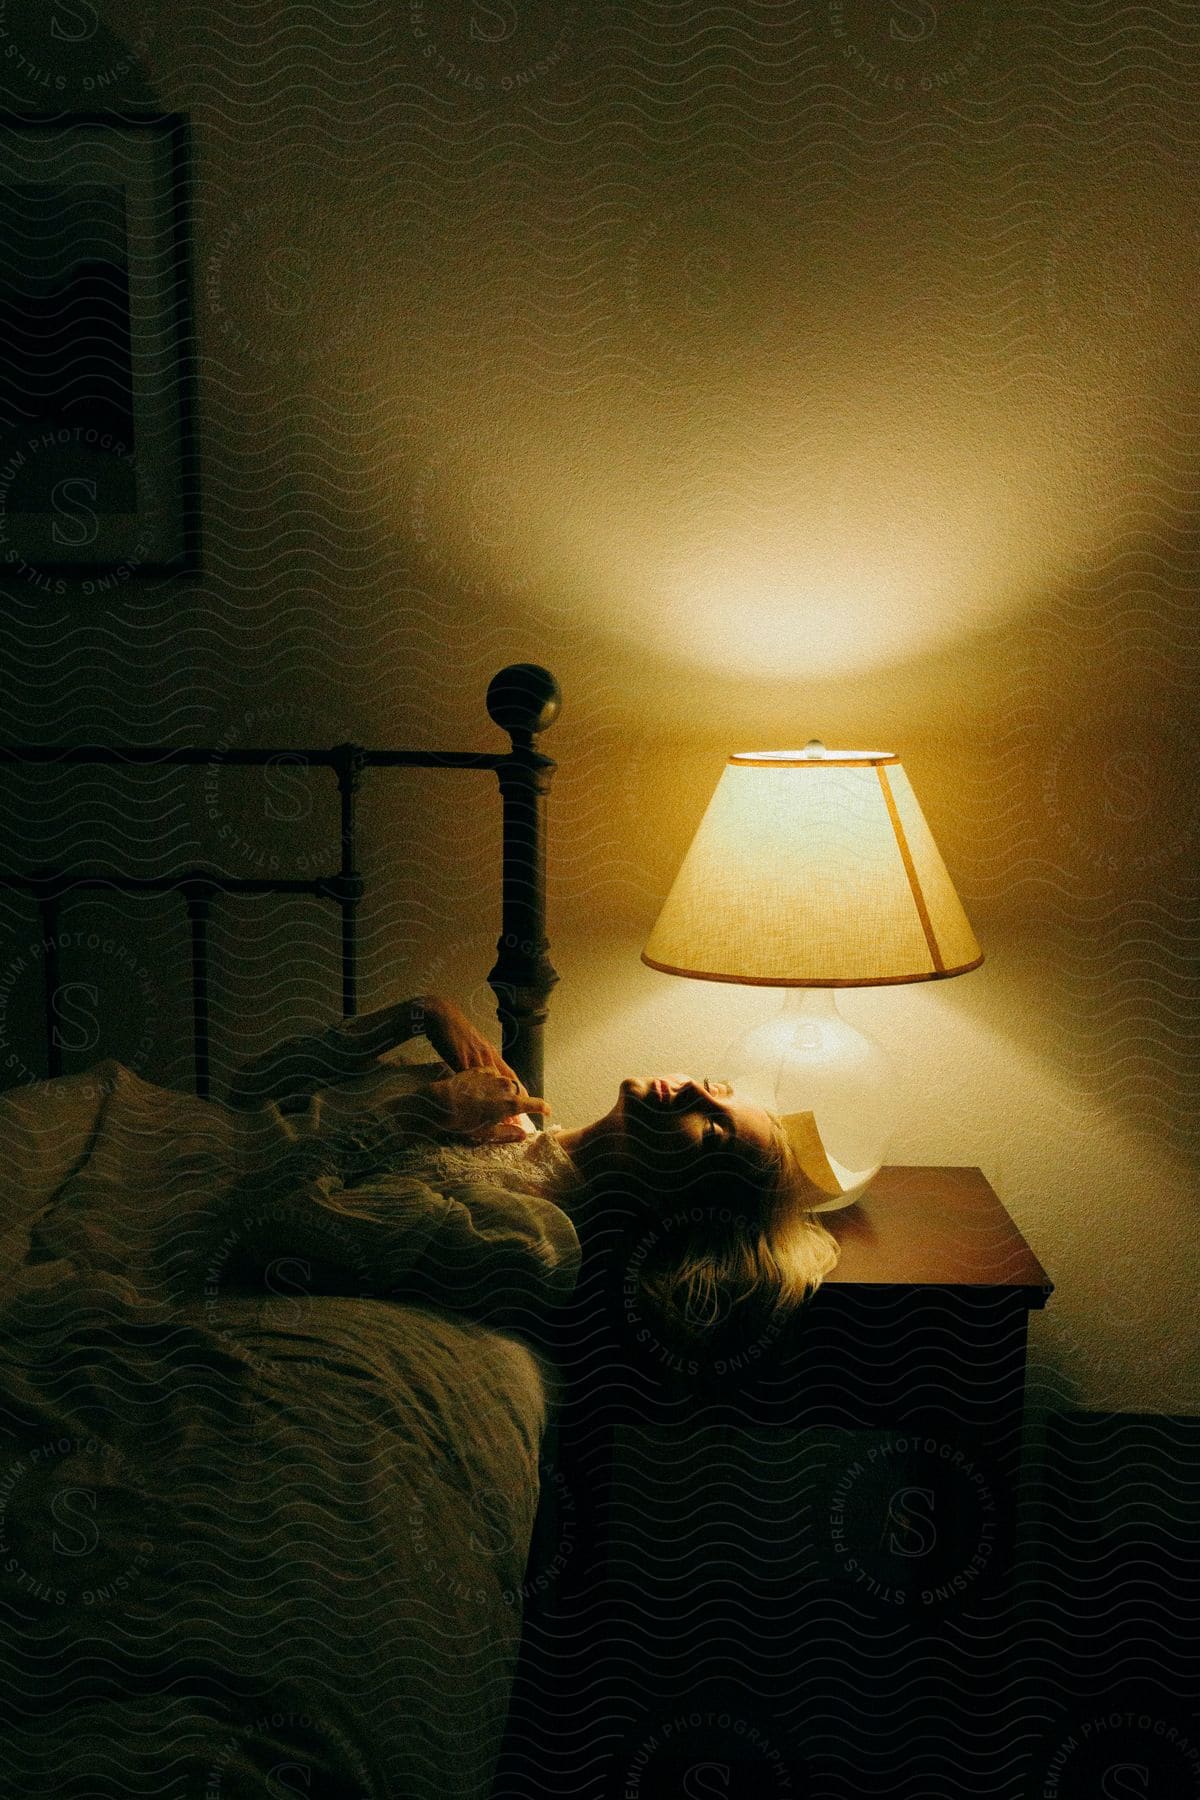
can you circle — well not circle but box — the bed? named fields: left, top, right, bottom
left=0, top=665, right=569, bottom=1799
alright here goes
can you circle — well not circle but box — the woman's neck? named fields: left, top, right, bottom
left=553, top=1122, right=587, bottom=1162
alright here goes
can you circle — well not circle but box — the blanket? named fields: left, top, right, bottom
left=0, top=1061, right=580, bottom=1798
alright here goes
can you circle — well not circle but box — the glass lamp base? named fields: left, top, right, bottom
left=722, top=990, right=899, bottom=1210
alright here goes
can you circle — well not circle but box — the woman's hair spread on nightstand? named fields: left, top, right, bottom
left=628, top=1123, right=840, bottom=1357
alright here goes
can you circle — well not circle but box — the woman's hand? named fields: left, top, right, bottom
left=427, top=1069, right=551, bottom=1144
left=333, top=993, right=519, bottom=1083
left=421, top=996, right=523, bottom=1086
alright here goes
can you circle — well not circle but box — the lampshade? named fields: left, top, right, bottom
left=641, top=746, right=982, bottom=987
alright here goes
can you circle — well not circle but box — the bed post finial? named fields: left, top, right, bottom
left=487, top=665, right=560, bottom=1110
left=486, top=664, right=561, bottom=748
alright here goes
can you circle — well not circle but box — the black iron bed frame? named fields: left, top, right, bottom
left=0, top=663, right=560, bottom=1102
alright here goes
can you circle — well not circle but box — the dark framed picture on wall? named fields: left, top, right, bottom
left=0, top=111, right=200, bottom=593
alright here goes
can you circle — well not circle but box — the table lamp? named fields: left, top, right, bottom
left=642, top=742, right=982, bottom=1209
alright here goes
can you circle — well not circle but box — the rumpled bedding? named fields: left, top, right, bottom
left=0, top=1061, right=580, bottom=1799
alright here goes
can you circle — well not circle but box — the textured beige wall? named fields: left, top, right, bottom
left=0, top=0, right=1197, bottom=1412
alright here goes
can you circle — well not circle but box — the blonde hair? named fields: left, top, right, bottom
left=631, top=1121, right=840, bottom=1359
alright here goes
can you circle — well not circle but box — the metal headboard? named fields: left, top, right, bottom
left=0, top=663, right=560, bottom=1102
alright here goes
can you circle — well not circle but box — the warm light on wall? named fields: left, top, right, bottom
left=370, top=365, right=1148, bottom=689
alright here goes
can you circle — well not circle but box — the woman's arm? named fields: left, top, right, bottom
left=227, top=1000, right=427, bottom=1111
left=311, top=1066, right=549, bottom=1142
left=337, top=995, right=526, bottom=1087
left=228, top=993, right=510, bottom=1111
left=228, top=994, right=546, bottom=1140
left=232, top=1066, right=549, bottom=1177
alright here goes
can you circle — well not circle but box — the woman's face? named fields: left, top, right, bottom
left=592, top=1074, right=780, bottom=1179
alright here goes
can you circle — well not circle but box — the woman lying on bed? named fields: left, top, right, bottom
left=232, top=993, right=839, bottom=1355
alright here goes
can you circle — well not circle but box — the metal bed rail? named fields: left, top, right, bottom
left=0, top=663, right=560, bottom=1101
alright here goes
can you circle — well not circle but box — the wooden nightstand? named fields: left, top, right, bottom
left=823, top=1163, right=1050, bottom=1296
left=496, top=1168, right=1053, bottom=1800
